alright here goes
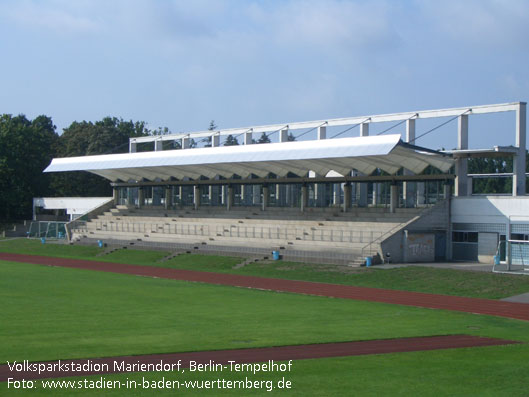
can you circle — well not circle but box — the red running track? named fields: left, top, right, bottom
left=1, top=252, right=528, bottom=321
left=0, top=335, right=518, bottom=381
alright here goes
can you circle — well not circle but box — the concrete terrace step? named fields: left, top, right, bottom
left=78, top=223, right=387, bottom=244
left=89, top=217, right=406, bottom=232
left=72, top=229, right=374, bottom=252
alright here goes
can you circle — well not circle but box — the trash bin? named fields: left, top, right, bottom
left=272, top=251, right=280, bottom=261
left=493, top=255, right=500, bottom=265
left=40, top=237, right=46, bottom=244
left=97, top=240, right=103, bottom=248
left=365, top=257, right=372, bottom=267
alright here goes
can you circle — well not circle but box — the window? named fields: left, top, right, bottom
left=452, top=231, right=478, bottom=243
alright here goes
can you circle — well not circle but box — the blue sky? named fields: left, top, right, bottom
left=0, top=0, right=528, bottom=150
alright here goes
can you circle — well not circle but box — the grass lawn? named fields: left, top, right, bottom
left=1, top=238, right=528, bottom=299
left=4, top=260, right=529, bottom=363
left=6, top=345, right=528, bottom=396
left=1, top=260, right=528, bottom=396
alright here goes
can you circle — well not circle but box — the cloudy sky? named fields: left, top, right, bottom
left=1, top=0, right=528, bottom=150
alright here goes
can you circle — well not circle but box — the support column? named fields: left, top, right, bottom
left=390, top=184, right=398, bottom=213
left=360, top=123, right=369, bottom=137
left=403, top=119, right=417, bottom=207
left=262, top=185, right=269, bottom=211
left=244, top=131, right=253, bottom=145
left=301, top=184, right=308, bottom=212
left=343, top=183, right=352, bottom=212
left=357, top=180, right=367, bottom=207
left=455, top=115, right=469, bottom=196
left=280, top=127, right=289, bottom=142
left=227, top=185, right=234, bottom=210
left=129, top=141, right=137, bottom=153
left=154, top=140, right=163, bottom=151
left=318, top=125, right=326, bottom=140
left=138, top=187, right=145, bottom=209
left=252, top=185, right=260, bottom=205
left=357, top=123, right=369, bottom=207
left=193, top=185, right=200, bottom=210
left=212, top=134, right=220, bottom=147
left=417, top=182, right=425, bottom=205
left=513, top=102, right=526, bottom=196
left=444, top=184, right=451, bottom=200
left=182, top=136, right=190, bottom=149
left=113, top=187, right=119, bottom=205
left=164, top=187, right=172, bottom=210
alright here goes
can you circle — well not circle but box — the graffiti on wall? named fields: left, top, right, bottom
left=406, top=233, right=435, bottom=262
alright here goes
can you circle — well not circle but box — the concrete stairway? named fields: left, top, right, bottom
left=72, top=205, right=423, bottom=265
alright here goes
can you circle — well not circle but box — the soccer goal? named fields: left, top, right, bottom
left=493, top=240, right=529, bottom=275
left=27, top=221, right=68, bottom=240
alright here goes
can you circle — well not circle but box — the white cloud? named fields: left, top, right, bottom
left=419, top=0, right=529, bottom=47
left=0, top=0, right=101, bottom=34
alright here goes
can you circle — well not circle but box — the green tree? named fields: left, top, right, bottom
left=0, top=114, right=59, bottom=221
left=224, top=134, right=239, bottom=146
left=204, top=120, right=217, bottom=148
left=51, top=117, right=148, bottom=197
left=257, top=132, right=271, bottom=144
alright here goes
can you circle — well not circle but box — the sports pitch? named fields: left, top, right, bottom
left=1, top=239, right=528, bottom=395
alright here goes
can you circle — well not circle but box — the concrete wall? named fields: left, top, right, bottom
left=451, top=196, right=529, bottom=226
left=33, top=197, right=112, bottom=220
left=379, top=200, right=449, bottom=264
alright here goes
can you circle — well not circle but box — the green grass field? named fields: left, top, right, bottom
left=1, top=239, right=529, bottom=395
left=1, top=238, right=528, bottom=299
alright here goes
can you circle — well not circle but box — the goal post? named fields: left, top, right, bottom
left=506, top=240, right=529, bottom=274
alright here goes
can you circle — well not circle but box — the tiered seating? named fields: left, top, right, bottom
left=72, top=205, right=422, bottom=264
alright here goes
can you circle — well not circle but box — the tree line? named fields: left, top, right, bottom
left=0, top=113, right=527, bottom=221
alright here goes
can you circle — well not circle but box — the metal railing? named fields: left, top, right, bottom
left=73, top=219, right=385, bottom=245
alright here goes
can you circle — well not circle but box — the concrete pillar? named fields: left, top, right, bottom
left=193, top=185, right=200, bottom=210
left=360, top=123, right=369, bottom=137
left=262, top=185, right=269, bottom=211
left=154, top=140, right=163, bottom=151
left=221, top=186, right=225, bottom=205
left=164, top=187, right=172, bottom=210
left=455, top=115, right=469, bottom=196
left=372, top=183, right=378, bottom=206
left=138, top=187, right=145, bottom=209
left=390, top=184, right=398, bottom=213
left=227, top=185, right=234, bottom=210
left=318, top=125, right=326, bottom=140
left=252, top=185, right=260, bottom=205
left=212, top=134, right=220, bottom=147
left=244, top=131, right=253, bottom=145
left=403, top=119, right=416, bottom=207
left=129, top=141, right=137, bottom=153
left=343, top=183, right=352, bottom=212
left=417, top=182, right=425, bottom=205
left=113, top=187, right=119, bottom=205
left=301, top=184, right=308, bottom=212
left=444, top=184, right=451, bottom=200
left=333, top=184, right=340, bottom=206
left=513, top=102, right=526, bottom=196
left=280, top=128, right=289, bottom=143
left=358, top=182, right=368, bottom=207
left=357, top=124, right=369, bottom=206
left=182, top=137, right=190, bottom=149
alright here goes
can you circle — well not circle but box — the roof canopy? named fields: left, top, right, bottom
left=44, top=135, right=453, bottom=182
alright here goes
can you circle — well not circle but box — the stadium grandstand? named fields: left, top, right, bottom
left=42, top=102, right=529, bottom=269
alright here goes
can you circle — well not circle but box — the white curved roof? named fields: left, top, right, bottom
left=44, top=134, right=453, bottom=182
